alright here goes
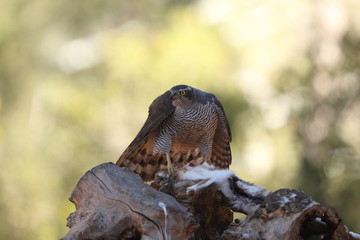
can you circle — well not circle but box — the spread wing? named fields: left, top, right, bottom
left=210, top=96, right=232, bottom=168
left=116, top=90, right=174, bottom=181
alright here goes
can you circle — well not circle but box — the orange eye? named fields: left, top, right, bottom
left=180, top=91, right=186, bottom=96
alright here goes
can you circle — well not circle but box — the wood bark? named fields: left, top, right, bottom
left=61, top=163, right=359, bottom=240
left=61, top=163, right=197, bottom=240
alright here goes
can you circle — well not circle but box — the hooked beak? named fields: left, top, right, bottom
left=170, top=92, right=178, bottom=100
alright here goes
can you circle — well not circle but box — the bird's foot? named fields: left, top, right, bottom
left=166, top=152, right=175, bottom=178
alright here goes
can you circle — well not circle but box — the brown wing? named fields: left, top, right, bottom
left=210, top=97, right=232, bottom=168
left=116, top=90, right=174, bottom=181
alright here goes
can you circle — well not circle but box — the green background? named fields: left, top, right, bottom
left=1, top=0, right=360, bottom=239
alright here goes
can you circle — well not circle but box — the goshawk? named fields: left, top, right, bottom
left=116, top=84, right=232, bottom=181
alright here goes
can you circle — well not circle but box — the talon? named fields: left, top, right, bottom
left=166, top=153, right=175, bottom=177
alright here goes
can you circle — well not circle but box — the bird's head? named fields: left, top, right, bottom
left=169, top=85, right=195, bottom=107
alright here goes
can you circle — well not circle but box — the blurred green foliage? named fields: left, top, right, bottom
left=1, top=0, right=360, bottom=239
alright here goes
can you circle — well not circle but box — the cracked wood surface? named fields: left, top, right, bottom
left=62, top=163, right=359, bottom=240
left=61, top=163, right=197, bottom=240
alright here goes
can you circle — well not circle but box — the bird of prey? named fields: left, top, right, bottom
left=116, top=84, right=232, bottom=181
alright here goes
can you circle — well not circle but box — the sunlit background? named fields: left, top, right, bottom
left=1, top=0, right=360, bottom=239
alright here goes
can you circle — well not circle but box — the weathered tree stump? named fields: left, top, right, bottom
left=222, top=189, right=352, bottom=240
left=61, top=163, right=197, bottom=240
left=61, top=163, right=360, bottom=240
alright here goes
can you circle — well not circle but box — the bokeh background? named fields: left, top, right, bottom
left=1, top=0, right=360, bottom=239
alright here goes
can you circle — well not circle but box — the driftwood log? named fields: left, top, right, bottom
left=61, top=163, right=360, bottom=240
